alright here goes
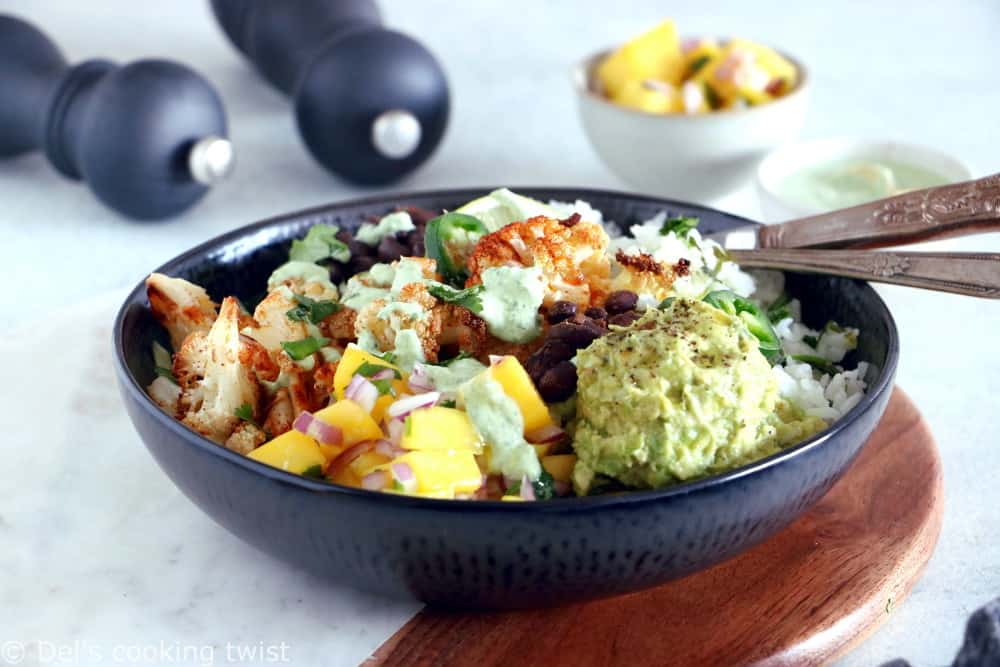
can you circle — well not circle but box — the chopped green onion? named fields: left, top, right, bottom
left=659, top=215, right=699, bottom=239
left=791, top=354, right=840, bottom=376
left=281, top=336, right=330, bottom=361
left=703, top=290, right=783, bottom=363
left=424, top=212, right=488, bottom=286
left=687, top=54, right=711, bottom=77
left=802, top=334, right=819, bottom=348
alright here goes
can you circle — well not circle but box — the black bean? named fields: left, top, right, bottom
left=584, top=306, right=607, bottom=321
left=608, top=310, right=640, bottom=327
left=336, top=229, right=353, bottom=244
left=402, top=206, right=439, bottom=226
left=351, top=255, right=377, bottom=273
left=348, top=239, right=371, bottom=259
left=327, top=263, right=343, bottom=284
left=538, top=361, right=578, bottom=402
left=525, top=340, right=576, bottom=384
left=405, top=228, right=425, bottom=256
left=604, top=290, right=638, bottom=315
left=377, top=235, right=408, bottom=263
left=548, top=319, right=604, bottom=348
left=547, top=300, right=577, bottom=324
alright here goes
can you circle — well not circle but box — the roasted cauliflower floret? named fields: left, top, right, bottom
left=246, top=287, right=308, bottom=352
left=147, top=376, right=182, bottom=416
left=354, top=282, right=443, bottom=362
left=146, top=273, right=218, bottom=350
left=610, top=250, right=689, bottom=303
left=225, top=422, right=267, bottom=455
left=466, top=215, right=611, bottom=308
left=176, top=297, right=262, bottom=446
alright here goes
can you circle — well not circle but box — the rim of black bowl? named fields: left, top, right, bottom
left=113, top=186, right=899, bottom=512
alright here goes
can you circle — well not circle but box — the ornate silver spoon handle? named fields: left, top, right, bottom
left=728, top=249, right=1000, bottom=298
left=756, top=173, right=1000, bottom=249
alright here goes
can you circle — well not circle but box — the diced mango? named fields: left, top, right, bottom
left=726, top=38, right=797, bottom=84
left=597, top=20, right=684, bottom=97
left=488, top=356, right=552, bottom=433
left=348, top=451, right=391, bottom=478
left=248, top=430, right=326, bottom=475
left=333, top=344, right=401, bottom=399
left=401, top=407, right=482, bottom=451
left=612, top=79, right=682, bottom=113
left=680, top=39, right=722, bottom=79
left=330, top=466, right=360, bottom=488
left=532, top=443, right=553, bottom=459
left=371, top=379, right=409, bottom=423
left=314, top=400, right=383, bottom=456
left=385, top=450, right=483, bottom=498
left=542, top=454, right=578, bottom=483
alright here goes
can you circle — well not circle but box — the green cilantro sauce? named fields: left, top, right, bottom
left=460, top=373, right=541, bottom=481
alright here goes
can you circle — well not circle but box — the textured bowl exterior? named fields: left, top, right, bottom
left=114, top=188, right=898, bottom=608
left=573, top=50, right=810, bottom=201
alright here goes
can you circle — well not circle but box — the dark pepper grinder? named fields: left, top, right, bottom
left=0, top=14, right=233, bottom=220
left=210, top=0, right=449, bottom=185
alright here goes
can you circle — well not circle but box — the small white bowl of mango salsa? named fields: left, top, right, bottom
left=573, top=20, right=809, bottom=202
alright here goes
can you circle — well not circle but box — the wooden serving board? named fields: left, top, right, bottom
left=367, top=388, right=943, bottom=667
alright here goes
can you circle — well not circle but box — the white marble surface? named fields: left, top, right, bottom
left=1, top=1, right=999, bottom=665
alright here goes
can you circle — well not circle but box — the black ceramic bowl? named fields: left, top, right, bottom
left=114, top=188, right=898, bottom=608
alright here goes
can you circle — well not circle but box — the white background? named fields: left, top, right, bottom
left=1, top=1, right=998, bottom=665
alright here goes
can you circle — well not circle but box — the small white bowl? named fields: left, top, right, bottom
left=756, top=138, right=973, bottom=222
left=573, top=45, right=810, bottom=203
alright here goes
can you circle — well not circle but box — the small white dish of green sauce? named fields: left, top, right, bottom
left=755, top=138, right=972, bottom=222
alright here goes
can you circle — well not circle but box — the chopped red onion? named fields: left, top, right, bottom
left=489, top=355, right=505, bottom=367
left=386, top=391, right=440, bottom=419
left=327, top=440, right=375, bottom=478
left=293, top=411, right=343, bottom=446
left=519, top=475, right=536, bottom=501
left=344, top=374, right=378, bottom=413
left=374, top=439, right=404, bottom=458
left=408, top=363, right=435, bottom=393
left=386, top=418, right=405, bottom=446
left=390, top=462, right=417, bottom=493
left=369, top=368, right=395, bottom=382
left=361, top=470, right=389, bottom=491
left=525, top=423, right=565, bottom=444
left=553, top=480, right=572, bottom=497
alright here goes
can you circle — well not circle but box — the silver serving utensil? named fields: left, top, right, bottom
left=728, top=248, right=1000, bottom=298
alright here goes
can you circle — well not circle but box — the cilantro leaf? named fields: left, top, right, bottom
left=371, top=379, right=396, bottom=396
left=426, top=283, right=484, bottom=313
left=281, top=336, right=330, bottom=361
left=286, top=293, right=341, bottom=323
left=532, top=471, right=556, bottom=500
left=505, top=479, right=522, bottom=496
left=802, top=334, right=819, bottom=348
left=289, top=225, right=351, bottom=264
left=234, top=402, right=259, bottom=427
left=302, top=464, right=325, bottom=479
left=430, top=351, right=476, bottom=366
left=660, top=215, right=700, bottom=238
left=687, top=54, right=711, bottom=77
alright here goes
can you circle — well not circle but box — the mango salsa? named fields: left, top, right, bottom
left=247, top=429, right=326, bottom=475
left=385, top=450, right=483, bottom=499
left=401, top=406, right=482, bottom=452
left=596, top=20, right=797, bottom=114
left=541, top=454, right=578, bottom=483
left=314, top=399, right=383, bottom=455
left=488, top=356, right=552, bottom=433
left=333, top=344, right=401, bottom=399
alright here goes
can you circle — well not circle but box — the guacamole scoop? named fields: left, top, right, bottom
left=572, top=299, right=823, bottom=493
